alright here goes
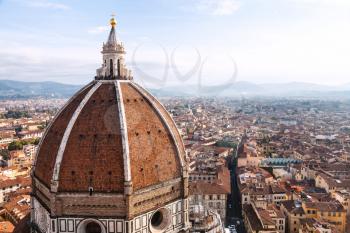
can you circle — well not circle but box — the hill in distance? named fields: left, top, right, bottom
left=150, top=81, right=350, bottom=98
left=0, top=79, right=349, bottom=99
left=0, top=80, right=81, bottom=99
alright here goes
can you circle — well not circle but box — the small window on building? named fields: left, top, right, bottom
left=51, top=220, right=55, bottom=232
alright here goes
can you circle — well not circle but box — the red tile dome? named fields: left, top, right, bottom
left=33, top=80, right=186, bottom=194
left=31, top=18, right=189, bottom=223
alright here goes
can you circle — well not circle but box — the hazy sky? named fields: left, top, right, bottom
left=0, top=0, right=350, bottom=87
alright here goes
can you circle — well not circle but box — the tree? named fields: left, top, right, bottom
left=4, top=110, right=31, bottom=119
left=0, top=149, right=10, bottom=160
left=32, top=138, right=40, bottom=145
left=215, top=140, right=237, bottom=149
left=15, top=125, right=23, bottom=133
left=8, top=141, right=24, bottom=151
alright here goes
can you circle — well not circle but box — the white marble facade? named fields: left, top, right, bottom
left=32, top=198, right=189, bottom=233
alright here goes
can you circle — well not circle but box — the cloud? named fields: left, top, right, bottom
left=288, top=0, right=350, bottom=7
left=0, top=51, right=94, bottom=84
left=0, top=30, right=98, bottom=84
left=196, top=0, right=240, bottom=15
left=88, top=26, right=110, bottom=34
left=13, top=0, right=70, bottom=10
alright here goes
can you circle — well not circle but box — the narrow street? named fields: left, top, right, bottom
left=226, top=153, right=245, bottom=233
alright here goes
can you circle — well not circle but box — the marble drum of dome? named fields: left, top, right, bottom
left=30, top=17, right=190, bottom=233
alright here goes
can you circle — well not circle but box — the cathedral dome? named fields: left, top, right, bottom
left=31, top=17, right=190, bottom=233
left=33, top=80, right=187, bottom=194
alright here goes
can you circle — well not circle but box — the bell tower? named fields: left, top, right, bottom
left=96, top=16, right=132, bottom=80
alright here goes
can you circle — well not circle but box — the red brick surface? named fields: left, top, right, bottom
left=34, top=84, right=94, bottom=187
left=34, top=81, right=184, bottom=195
left=121, top=83, right=181, bottom=191
left=58, top=83, right=124, bottom=192
left=135, top=84, right=186, bottom=161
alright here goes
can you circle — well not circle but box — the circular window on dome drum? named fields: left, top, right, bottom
left=86, top=222, right=102, bottom=233
left=149, top=208, right=171, bottom=233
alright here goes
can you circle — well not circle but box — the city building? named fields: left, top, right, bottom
left=0, top=178, right=21, bottom=203
left=302, top=202, right=346, bottom=233
left=299, top=219, right=333, bottom=233
left=243, top=203, right=285, bottom=233
left=189, top=180, right=230, bottom=221
left=332, top=190, right=350, bottom=215
left=280, top=201, right=306, bottom=233
left=189, top=205, right=223, bottom=233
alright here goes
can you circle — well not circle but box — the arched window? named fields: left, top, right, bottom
left=117, top=59, right=121, bottom=76
left=110, top=59, right=113, bottom=76
left=86, top=222, right=102, bottom=233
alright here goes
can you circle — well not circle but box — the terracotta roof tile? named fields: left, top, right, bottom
left=58, top=83, right=124, bottom=192
left=121, top=83, right=181, bottom=191
left=33, top=81, right=185, bottom=194
left=34, top=83, right=94, bottom=187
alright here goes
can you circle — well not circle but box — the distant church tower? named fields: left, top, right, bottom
left=29, top=17, right=190, bottom=233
